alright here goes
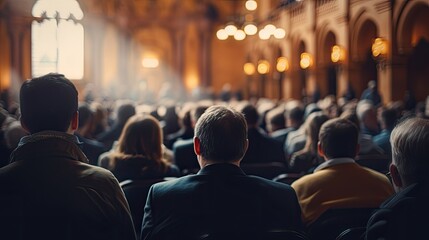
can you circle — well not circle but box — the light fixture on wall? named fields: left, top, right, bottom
left=300, top=52, right=312, bottom=69
left=276, top=57, right=289, bottom=72
left=331, top=45, right=345, bottom=63
left=243, top=62, right=256, bottom=75
left=372, top=37, right=388, bottom=70
left=257, top=60, right=270, bottom=74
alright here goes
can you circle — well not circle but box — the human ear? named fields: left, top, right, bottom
left=389, top=164, right=403, bottom=188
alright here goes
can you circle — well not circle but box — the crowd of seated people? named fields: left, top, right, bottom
left=1, top=76, right=429, bottom=239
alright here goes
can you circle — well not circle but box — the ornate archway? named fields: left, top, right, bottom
left=397, top=2, right=429, bottom=102
left=351, top=18, right=378, bottom=97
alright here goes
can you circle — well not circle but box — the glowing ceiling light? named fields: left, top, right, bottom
left=245, top=0, right=257, bottom=11
left=258, top=29, right=270, bottom=40
left=264, top=24, right=276, bottom=35
left=244, top=23, right=258, bottom=35
left=216, top=29, right=228, bottom=40
left=225, top=24, right=238, bottom=36
left=274, top=28, right=286, bottom=39
left=234, top=29, right=246, bottom=41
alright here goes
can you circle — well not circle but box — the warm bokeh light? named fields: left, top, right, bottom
left=216, top=29, right=228, bottom=40
left=142, top=58, right=159, bottom=68
left=300, top=52, right=312, bottom=69
left=276, top=57, right=289, bottom=72
left=234, top=29, right=246, bottom=40
left=274, top=28, right=286, bottom=39
left=331, top=45, right=345, bottom=63
left=258, top=29, right=270, bottom=40
left=244, top=23, right=258, bottom=35
left=245, top=0, right=257, bottom=11
left=264, top=24, right=276, bottom=35
left=243, top=62, right=256, bottom=75
left=257, top=60, right=270, bottom=74
left=225, top=24, right=238, bottom=36
left=372, top=37, right=388, bottom=57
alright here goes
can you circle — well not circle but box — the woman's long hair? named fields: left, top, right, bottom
left=111, top=114, right=168, bottom=171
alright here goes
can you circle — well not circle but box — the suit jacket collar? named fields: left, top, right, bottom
left=198, top=163, right=246, bottom=176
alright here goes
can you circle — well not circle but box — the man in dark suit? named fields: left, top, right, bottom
left=141, top=105, right=303, bottom=239
left=366, top=117, right=429, bottom=240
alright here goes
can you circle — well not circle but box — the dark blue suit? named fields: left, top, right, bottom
left=366, top=182, right=429, bottom=240
left=141, top=163, right=303, bottom=239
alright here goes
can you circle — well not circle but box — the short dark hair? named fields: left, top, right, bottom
left=380, top=107, right=397, bottom=130
left=240, top=103, right=259, bottom=126
left=78, top=103, right=93, bottom=129
left=286, top=105, right=304, bottom=124
left=20, top=73, right=78, bottom=133
left=195, top=105, right=248, bottom=162
left=319, top=118, right=359, bottom=159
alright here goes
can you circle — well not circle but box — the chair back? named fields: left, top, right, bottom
left=240, top=162, right=289, bottom=179
left=336, top=227, right=366, bottom=240
left=197, top=229, right=309, bottom=240
left=273, top=173, right=304, bottom=185
left=307, top=208, right=376, bottom=240
left=120, top=178, right=170, bottom=236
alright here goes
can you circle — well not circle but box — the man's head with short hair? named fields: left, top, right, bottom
left=194, top=105, right=248, bottom=165
left=239, top=103, right=259, bottom=128
left=318, top=118, right=359, bottom=159
left=20, top=73, right=78, bottom=134
left=78, top=103, right=94, bottom=130
left=380, top=107, right=397, bottom=131
left=286, top=105, right=304, bottom=128
left=389, top=117, right=429, bottom=190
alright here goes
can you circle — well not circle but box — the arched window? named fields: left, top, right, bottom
left=32, top=0, right=84, bottom=79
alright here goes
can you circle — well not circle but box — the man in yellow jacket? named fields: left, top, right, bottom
left=291, top=118, right=393, bottom=225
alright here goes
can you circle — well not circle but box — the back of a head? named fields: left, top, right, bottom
left=116, top=101, right=136, bottom=124
left=305, top=112, right=330, bottom=147
left=266, top=107, right=285, bottom=132
left=118, top=115, right=162, bottom=160
left=19, top=73, right=78, bottom=134
left=390, top=117, right=429, bottom=185
left=381, top=108, right=397, bottom=130
left=239, top=103, right=259, bottom=127
left=340, top=109, right=360, bottom=131
left=356, top=100, right=375, bottom=121
left=319, top=118, right=359, bottom=159
left=286, top=105, right=304, bottom=127
left=195, top=105, right=248, bottom=162
left=78, top=103, right=93, bottom=129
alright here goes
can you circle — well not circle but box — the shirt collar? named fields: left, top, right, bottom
left=314, top=157, right=355, bottom=172
left=18, top=130, right=82, bottom=147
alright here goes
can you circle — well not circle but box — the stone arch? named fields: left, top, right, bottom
left=396, top=0, right=429, bottom=54
left=396, top=1, right=429, bottom=102
left=318, top=31, right=337, bottom=97
left=350, top=11, right=379, bottom=97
